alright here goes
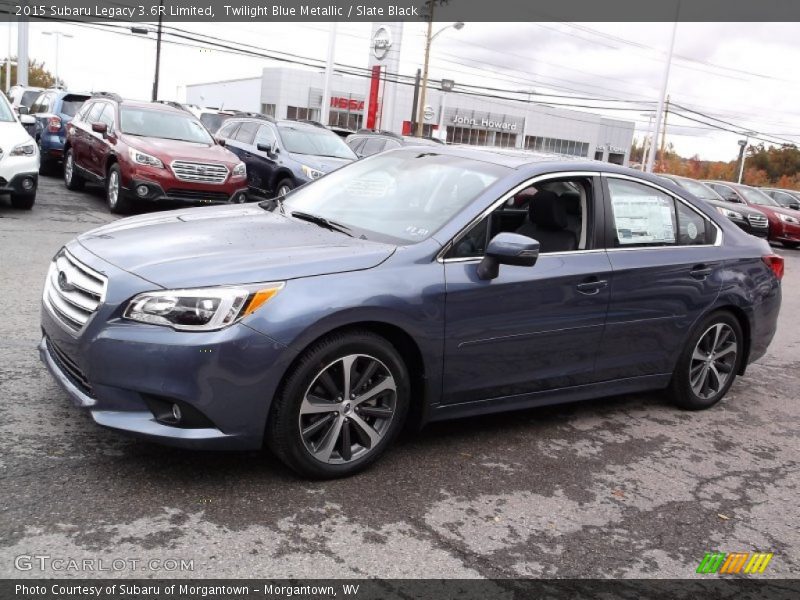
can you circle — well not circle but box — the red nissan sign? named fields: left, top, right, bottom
left=330, top=97, right=365, bottom=111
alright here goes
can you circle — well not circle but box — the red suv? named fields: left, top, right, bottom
left=63, top=94, right=248, bottom=213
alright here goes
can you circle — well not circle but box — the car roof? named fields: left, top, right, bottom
left=117, top=99, right=186, bottom=113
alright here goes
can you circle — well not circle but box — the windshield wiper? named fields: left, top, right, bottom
left=290, top=211, right=353, bottom=237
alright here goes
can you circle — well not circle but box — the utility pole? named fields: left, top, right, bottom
left=657, top=94, right=670, bottom=171
left=646, top=18, right=679, bottom=172
left=415, top=2, right=435, bottom=137
left=320, top=22, right=337, bottom=126
left=5, top=22, right=11, bottom=92
left=410, top=68, right=421, bottom=134
left=151, top=0, right=164, bottom=101
left=736, top=136, right=749, bottom=184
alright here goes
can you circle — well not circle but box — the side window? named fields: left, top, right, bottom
left=86, top=102, right=104, bottom=124
left=30, top=93, right=45, bottom=114
left=447, top=178, right=591, bottom=259
left=76, top=101, right=93, bottom=122
left=608, top=179, right=676, bottom=246
left=234, top=121, right=259, bottom=144
left=216, top=121, right=239, bottom=139
left=98, top=103, right=115, bottom=130
left=361, top=137, right=387, bottom=156
left=608, top=178, right=714, bottom=247
left=254, top=125, right=276, bottom=148
left=40, top=93, right=53, bottom=113
left=384, top=139, right=402, bottom=151
left=712, top=184, right=741, bottom=203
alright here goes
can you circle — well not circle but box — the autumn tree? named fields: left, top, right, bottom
left=0, top=57, right=60, bottom=91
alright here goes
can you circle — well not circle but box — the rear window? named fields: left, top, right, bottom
left=61, top=95, right=90, bottom=117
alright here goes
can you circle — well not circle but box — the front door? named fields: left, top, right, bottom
left=442, top=174, right=612, bottom=405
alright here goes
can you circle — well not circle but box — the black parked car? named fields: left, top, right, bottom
left=659, top=174, right=769, bottom=238
left=761, top=188, right=800, bottom=211
left=346, top=130, right=444, bottom=158
left=216, top=116, right=357, bottom=199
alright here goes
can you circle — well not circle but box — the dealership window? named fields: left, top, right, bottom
left=261, top=104, right=276, bottom=117
left=447, top=126, right=488, bottom=146
left=525, top=136, right=589, bottom=157
left=286, top=106, right=319, bottom=121
left=607, top=178, right=715, bottom=247
left=328, top=110, right=363, bottom=131
left=493, top=132, right=517, bottom=148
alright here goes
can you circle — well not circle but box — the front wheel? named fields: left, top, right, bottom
left=106, top=164, right=133, bottom=214
left=274, top=178, right=295, bottom=199
left=668, top=312, right=743, bottom=410
left=63, top=149, right=84, bottom=190
left=267, top=331, right=410, bottom=479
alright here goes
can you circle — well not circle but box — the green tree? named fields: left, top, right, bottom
left=1, top=57, right=60, bottom=91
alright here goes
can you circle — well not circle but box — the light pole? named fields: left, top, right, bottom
left=736, top=134, right=753, bottom=184
left=415, top=20, right=464, bottom=137
left=41, top=31, right=73, bottom=88
left=646, top=20, right=678, bottom=172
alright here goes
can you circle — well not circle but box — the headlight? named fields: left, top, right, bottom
left=232, top=162, right=246, bottom=176
left=715, top=206, right=743, bottom=219
left=123, top=283, right=284, bottom=331
left=10, top=141, right=36, bottom=157
left=778, top=213, right=800, bottom=225
left=128, top=147, right=164, bottom=168
left=301, top=164, right=324, bottom=180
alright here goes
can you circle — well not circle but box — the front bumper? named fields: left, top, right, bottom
left=39, top=244, right=295, bottom=450
left=0, top=148, right=40, bottom=193
left=123, top=178, right=249, bottom=205
left=0, top=172, right=38, bottom=195
left=773, top=220, right=800, bottom=244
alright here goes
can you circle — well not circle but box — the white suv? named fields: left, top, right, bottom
left=0, top=92, right=39, bottom=209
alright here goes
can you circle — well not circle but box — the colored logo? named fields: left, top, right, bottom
left=696, top=552, right=773, bottom=574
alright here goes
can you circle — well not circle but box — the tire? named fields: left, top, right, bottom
left=267, top=330, right=410, bottom=479
left=10, top=192, right=35, bottom=210
left=106, top=164, right=133, bottom=214
left=63, top=149, right=84, bottom=191
left=783, top=241, right=800, bottom=249
left=274, top=178, right=295, bottom=199
left=668, top=311, right=744, bottom=410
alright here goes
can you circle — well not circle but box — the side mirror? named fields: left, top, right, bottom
left=17, top=106, right=29, bottom=115
left=20, top=114, right=35, bottom=125
left=214, top=136, right=226, bottom=146
left=257, top=141, right=279, bottom=156
left=92, top=122, right=108, bottom=135
left=477, top=233, right=540, bottom=281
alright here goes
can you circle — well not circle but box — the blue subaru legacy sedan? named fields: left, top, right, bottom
left=40, top=147, right=783, bottom=478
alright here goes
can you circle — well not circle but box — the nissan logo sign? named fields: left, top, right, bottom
left=372, top=26, right=393, bottom=61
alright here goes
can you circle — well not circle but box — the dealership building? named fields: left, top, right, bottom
left=186, top=25, right=635, bottom=165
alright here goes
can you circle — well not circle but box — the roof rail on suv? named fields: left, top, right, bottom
left=155, top=100, right=192, bottom=113
left=91, top=91, right=123, bottom=102
left=355, top=128, right=402, bottom=140
left=232, top=111, right=276, bottom=122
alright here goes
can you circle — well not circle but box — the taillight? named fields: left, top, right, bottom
left=47, top=116, right=62, bottom=133
left=762, top=255, right=784, bottom=280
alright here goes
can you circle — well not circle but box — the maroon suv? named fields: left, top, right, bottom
left=63, top=95, right=248, bottom=213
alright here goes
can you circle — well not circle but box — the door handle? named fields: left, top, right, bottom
left=690, top=265, right=713, bottom=279
left=576, top=278, right=608, bottom=295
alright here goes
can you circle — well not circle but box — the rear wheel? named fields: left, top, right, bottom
left=106, top=164, right=133, bottom=214
left=668, top=312, right=743, bottom=410
left=267, top=330, right=410, bottom=479
left=63, top=149, right=84, bottom=190
left=10, top=192, right=35, bottom=210
left=275, top=179, right=295, bottom=198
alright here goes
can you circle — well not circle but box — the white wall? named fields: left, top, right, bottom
left=186, top=77, right=262, bottom=112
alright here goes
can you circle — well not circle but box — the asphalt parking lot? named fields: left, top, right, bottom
left=0, top=174, right=798, bottom=580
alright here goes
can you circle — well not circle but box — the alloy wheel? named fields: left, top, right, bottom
left=64, top=154, right=73, bottom=184
left=298, top=354, right=397, bottom=464
left=108, top=171, right=119, bottom=208
left=689, top=323, right=738, bottom=400
left=278, top=185, right=291, bottom=197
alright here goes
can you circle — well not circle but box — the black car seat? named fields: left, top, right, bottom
left=559, top=191, right=583, bottom=248
left=515, top=190, right=578, bottom=253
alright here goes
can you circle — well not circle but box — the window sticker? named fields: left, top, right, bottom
left=612, top=195, right=675, bottom=245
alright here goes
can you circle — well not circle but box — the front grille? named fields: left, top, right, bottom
left=170, top=161, right=229, bottom=184
left=46, top=337, right=93, bottom=396
left=166, top=188, right=231, bottom=202
left=747, top=213, right=768, bottom=229
left=43, top=250, right=107, bottom=333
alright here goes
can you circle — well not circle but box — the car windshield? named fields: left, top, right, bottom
left=61, top=95, right=90, bottom=117
left=120, top=108, right=213, bottom=143
left=199, top=113, right=230, bottom=133
left=280, top=150, right=508, bottom=243
left=675, top=178, right=723, bottom=201
left=740, top=187, right=780, bottom=207
left=0, top=94, right=15, bottom=122
left=278, top=125, right=357, bottom=159
left=21, top=90, right=40, bottom=107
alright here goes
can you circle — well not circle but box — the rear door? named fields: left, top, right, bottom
left=86, top=102, right=114, bottom=178
left=71, top=100, right=103, bottom=168
left=596, top=174, right=724, bottom=380
left=250, top=124, right=280, bottom=196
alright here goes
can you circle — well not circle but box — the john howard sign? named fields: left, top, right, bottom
left=449, top=111, right=523, bottom=132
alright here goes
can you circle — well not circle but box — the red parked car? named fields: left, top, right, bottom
left=704, top=180, right=800, bottom=249
left=63, top=94, right=248, bottom=213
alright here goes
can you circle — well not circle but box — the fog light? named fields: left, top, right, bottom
left=171, top=404, right=182, bottom=422
left=21, top=177, right=34, bottom=190
left=136, top=185, right=149, bottom=197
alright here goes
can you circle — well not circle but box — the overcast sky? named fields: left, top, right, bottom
left=6, top=20, right=800, bottom=161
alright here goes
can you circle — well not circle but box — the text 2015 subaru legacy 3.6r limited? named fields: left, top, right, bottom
left=40, top=147, right=783, bottom=478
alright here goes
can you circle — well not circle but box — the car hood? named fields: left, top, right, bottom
left=76, top=205, right=395, bottom=288
left=122, top=135, right=239, bottom=166
left=288, top=153, right=354, bottom=173
left=0, top=120, right=33, bottom=150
